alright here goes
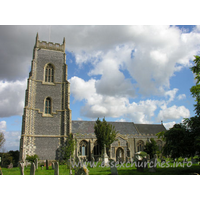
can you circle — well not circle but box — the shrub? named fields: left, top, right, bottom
left=26, top=154, right=39, bottom=163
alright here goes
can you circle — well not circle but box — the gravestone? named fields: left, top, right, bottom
left=25, top=160, right=28, bottom=167
left=52, top=162, right=55, bottom=169
left=7, top=163, right=13, bottom=169
left=149, top=157, right=157, bottom=172
left=110, top=160, right=118, bottom=175
left=35, top=158, right=38, bottom=169
left=143, top=158, right=148, bottom=169
left=19, top=163, right=24, bottom=175
left=30, top=162, right=35, bottom=175
left=191, top=159, right=198, bottom=164
left=70, top=169, right=73, bottom=175
left=41, top=166, right=43, bottom=170
left=54, top=162, right=59, bottom=175
left=136, top=160, right=144, bottom=172
left=46, top=160, right=49, bottom=170
left=91, top=156, right=95, bottom=168
left=0, top=168, right=3, bottom=175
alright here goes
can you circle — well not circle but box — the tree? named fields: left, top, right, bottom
left=160, top=55, right=200, bottom=158
left=144, top=138, right=158, bottom=159
left=63, top=133, right=76, bottom=160
left=162, top=123, right=195, bottom=159
left=183, top=55, right=200, bottom=155
left=94, top=118, right=117, bottom=153
left=0, top=132, right=5, bottom=149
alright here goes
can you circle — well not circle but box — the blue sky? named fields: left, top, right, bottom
left=0, top=25, right=200, bottom=151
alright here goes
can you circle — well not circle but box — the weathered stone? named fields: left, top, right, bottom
left=46, top=160, right=49, bottom=170
left=52, top=162, right=55, bottom=169
left=110, top=166, right=118, bottom=175
left=7, top=163, right=13, bottom=168
left=35, top=158, right=38, bottom=169
left=19, top=163, right=24, bottom=175
left=54, top=162, right=59, bottom=175
left=30, top=162, right=35, bottom=175
left=0, top=167, right=3, bottom=175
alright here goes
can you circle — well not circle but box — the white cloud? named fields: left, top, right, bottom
left=157, top=105, right=190, bottom=122
left=163, top=121, right=176, bottom=130
left=0, top=79, right=27, bottom=117
left=0, top=121, right=6, bottom=131
left=165, top=88, right=179, bottom=103
left=177, top=94, right=186, bottom=100
left=3, top=131, right=21, bottom=151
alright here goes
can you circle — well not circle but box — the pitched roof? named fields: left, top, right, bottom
left=71, top=121, right=166, bottom=136
left=134, top=124, right=166, bottom=135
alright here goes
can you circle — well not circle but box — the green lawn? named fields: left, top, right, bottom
left=1, top=160, right=200, bottom=175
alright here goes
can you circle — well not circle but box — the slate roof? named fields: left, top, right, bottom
left=134, top=124, right=166, bottom=135
left=71, top=121, right=166, bottom=136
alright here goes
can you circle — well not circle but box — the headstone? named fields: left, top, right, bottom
left=7, top=163, right=13, bottom=168
left=52, top=162, right=55, bottom=169
left=149, top=158, right=157, bottom=172
left=19, top=163, right=24, bottom=175
left=35, top=158, right=38, bottom=169
left=25, top=160, right=28, bottom=167
left=54, top=162, right=59, bottom=175
left=30, top=162, right=35, bottom=175
left=46, top=160, right=49, bottom=170
left=143, top=158, right=148, bottom=169
left=136, top=160, right=144, bottom=172
left=70, top=169, right=73, bottom=175
left=41, top=166, right=43, bottom=170
left=110, top=160, right=118, bottom=175
left=110, top=166, right=118, bottom=175
left=0, top=167, right=3, bottom=175
left=91, top=156, right=95, bottom=168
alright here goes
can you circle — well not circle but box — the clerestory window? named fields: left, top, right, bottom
left=45, top=64, right=54, bottom=82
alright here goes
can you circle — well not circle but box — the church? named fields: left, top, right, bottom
left=19, top=34, right=166, bottom=162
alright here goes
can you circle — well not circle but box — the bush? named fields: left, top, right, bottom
left=26, top=154, right=39, bottom=163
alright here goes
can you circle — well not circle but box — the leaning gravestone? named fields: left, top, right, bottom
left=54, top=162, right=59, bottom=175
left=35, top=158, right=38, bottom=170
left=19, top=163, right=24, bottom=175
left=91, top=156, right=95, bottom=168
left=46, top=160, right=49, bottom=170
left=30, top=162, right=35, bottom=175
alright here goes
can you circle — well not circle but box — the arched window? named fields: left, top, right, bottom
left=137, top=140, right=144, bottom=152
left=79, top=140, right=88, bottom=156
left=45, top=64, right=54, bottom=82
left=45, top=97, right=51, bottom=114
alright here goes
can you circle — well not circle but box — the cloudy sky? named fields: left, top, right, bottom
left=0, top=25, right=200, bottom=151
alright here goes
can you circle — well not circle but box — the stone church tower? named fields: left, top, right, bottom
left=19, top=34, right=71, bottom=161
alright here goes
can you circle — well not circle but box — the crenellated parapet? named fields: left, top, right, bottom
left=35, top=33, right=65, bottom=52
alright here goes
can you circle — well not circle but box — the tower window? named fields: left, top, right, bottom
left=45, top=97, right=51, bottom=114
left=45, top=64, right=54, bottom=82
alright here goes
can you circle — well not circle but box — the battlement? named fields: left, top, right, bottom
left=35, top=33, right=65, bottom=52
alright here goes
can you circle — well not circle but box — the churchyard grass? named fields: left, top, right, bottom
left=1, top=158, right=200, bottom=175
